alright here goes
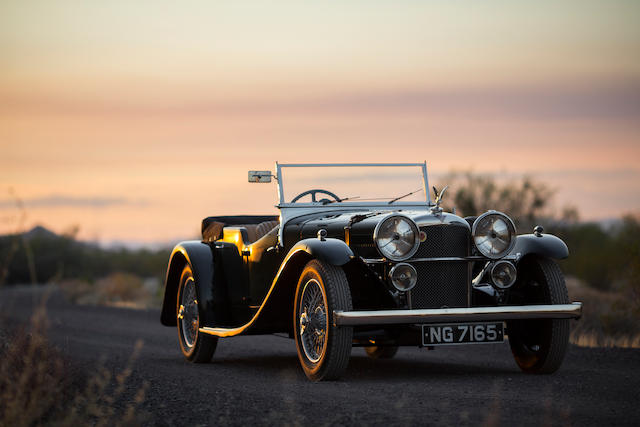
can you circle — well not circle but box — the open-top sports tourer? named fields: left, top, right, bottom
left=160, top=162, right=581, bottom=381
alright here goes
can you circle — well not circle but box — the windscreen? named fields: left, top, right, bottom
left=280, top=164, right=428, bottom=204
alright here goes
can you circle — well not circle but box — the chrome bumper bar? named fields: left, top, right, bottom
left=333, top=302, right=582, bottom=326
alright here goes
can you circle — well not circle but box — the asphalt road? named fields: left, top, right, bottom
left=1, top=286, right=639, bottom=426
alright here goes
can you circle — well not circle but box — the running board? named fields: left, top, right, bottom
left=333, top=302, right=582, bottom=327
left=199, top=325, right=252, bottom=338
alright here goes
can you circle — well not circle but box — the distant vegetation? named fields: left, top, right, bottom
left=438, top=171, right=554, bottom=232
left=556, top=217, right=639, bottom=291
left=0, top=226, right=169, bottom=286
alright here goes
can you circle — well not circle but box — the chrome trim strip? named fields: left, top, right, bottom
left=422, top=162, right=431, bottom=205
left=363, top=255, right=519, bottom=264
left=279, top=163, right=426, bottom=167
left=333, top=302, right=582, bottom=326
left=277, top=202, right=429, bottom=208
left=198, top=247, right=311, bottom=338
left=276, top=161, right=284, bottom=205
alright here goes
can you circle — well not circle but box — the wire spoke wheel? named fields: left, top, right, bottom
left=179, top=277, right=199, bottom=348
left=299, top=279, right=328, bottom=363
left=294, top=260, right=353, bottom=381
left=176, top=264, right=218, bottom=362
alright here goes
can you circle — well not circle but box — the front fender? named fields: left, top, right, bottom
left=160, top=241, right=216, bottom=326
left=287, top=237, right=354, bottom=266
left=509, top=233, right=569, bottom=260
left=241, top=238, right=354, bottom=333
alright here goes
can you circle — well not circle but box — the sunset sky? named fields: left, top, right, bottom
left=1, top=0, right=639, bottom=245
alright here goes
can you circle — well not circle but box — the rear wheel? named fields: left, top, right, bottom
left=365, top=346, right=399, bottom=359
left=177, top=264, right=218, bottom=363
left=507, top=256, right=569, bottom=374
left=294, top=260, right=353, bottom=381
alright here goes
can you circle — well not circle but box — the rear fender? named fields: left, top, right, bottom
left=160, top=241, right=216, bottom=326
left=509, top=233, right=569, bottom=261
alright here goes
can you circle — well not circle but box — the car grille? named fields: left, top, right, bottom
left=409, top=224, right=470, bottom=309
left=409, top=261, right=469, bottom=308
left=414, top=224, right=469, bottom=258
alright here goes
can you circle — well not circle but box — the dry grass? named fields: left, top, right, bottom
left=566, top=276, right=640, bottom=348
left=59, top=272, right=161, bottom=309
left=570, top=333, right=640, bottom=349
left=0, top=297, right=148, bottom=426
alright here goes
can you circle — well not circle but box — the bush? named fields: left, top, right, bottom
left=437, top=171, right=551, bottom=231
left=555, top=223, right=618, bottom=290
left=556, top=214, right=640, bottom=294
left=567, top=277, right=640, bottom=348
left=59, top=272, right=161, bottom=308
left=0, top=303, right=147, bottom=425
left=0, top=228, right=169, bottom=286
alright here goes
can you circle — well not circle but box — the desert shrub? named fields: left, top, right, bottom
left=59, top=272, right=161, bottom=308
left=96, top=272, right=145, bottom=303
left=0, top=317, right=68, bottom=425
left=556, top=214, right=640, bottom=293
left=615, top=215, right=640, bottom=314
left=437, top=171, right=551, bottom=231
left=555, top=223, right=618, bottom=290
left=567, top=277, right=640, bottom=348
left=0, top=304, right=147, bottom=426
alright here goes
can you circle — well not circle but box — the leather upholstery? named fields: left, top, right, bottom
left=245, top=220, right=280, bottom=243
left=202, top=219, right=279, bottom=244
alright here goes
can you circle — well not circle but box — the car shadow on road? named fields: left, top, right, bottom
left=182, top=352, right=518, bottom=382
left=345, top=355, right=516, bottom=381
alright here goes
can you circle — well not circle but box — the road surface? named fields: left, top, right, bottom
left=1, top=285, right=639, bottom=426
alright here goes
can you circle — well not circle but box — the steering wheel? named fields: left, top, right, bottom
left=290, top=189, right=341, bottom=203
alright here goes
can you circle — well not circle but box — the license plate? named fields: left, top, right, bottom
left=421, top=322, right=504, bottom=346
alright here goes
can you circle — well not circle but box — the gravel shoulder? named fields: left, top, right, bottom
left=1, top=285, right=639, bottom=426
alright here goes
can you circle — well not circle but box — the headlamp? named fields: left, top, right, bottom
left=374, top=215, right=420, bottom=261
left=472, top=211, right=516, bottom=259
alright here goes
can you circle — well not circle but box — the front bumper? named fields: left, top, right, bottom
left=333, top=302, right=582, bottom=326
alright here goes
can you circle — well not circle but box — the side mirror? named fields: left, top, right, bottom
left=248, top=171, right=272, bottom=183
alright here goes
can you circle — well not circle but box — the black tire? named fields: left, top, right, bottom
left=294, top=260, right=353, bottom=381
left=365, top=346, right=399, bottom=359
left=507, top=256, right=569, bottom=374
left=177, top=264, right=218, bottom=363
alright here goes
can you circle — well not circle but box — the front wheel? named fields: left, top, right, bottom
left=177, top=264, right=218, bottom=363
left=507, top=256, right=570, bottom=374
left=294, top=260, right=353, bottom=381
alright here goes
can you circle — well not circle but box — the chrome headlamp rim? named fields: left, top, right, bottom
left=490, top=260, right=517, bottom=289
left=373, top=214, right=420, bottom=262
left=388, top=262, right=418, bottom=292
left=471, top=210, right=517, bottom=259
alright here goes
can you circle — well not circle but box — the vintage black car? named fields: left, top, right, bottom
left=160, top=162, right=582, bottom=381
